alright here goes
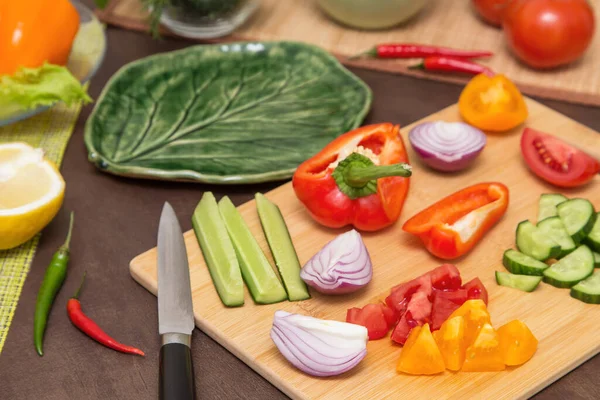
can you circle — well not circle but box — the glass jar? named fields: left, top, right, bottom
left=160, top=0, right=260, bottom=39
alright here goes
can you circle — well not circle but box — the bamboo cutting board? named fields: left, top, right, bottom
left=130, top=98, right=600, bottom=400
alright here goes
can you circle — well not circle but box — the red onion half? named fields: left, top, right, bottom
left=270, top=311, right=368, bottom=377
left=300, top=229, right=372, bottom=294
left=408, top=121, right=487, bottom=172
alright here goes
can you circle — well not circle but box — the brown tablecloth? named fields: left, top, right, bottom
left=2, top=23, right=600, bottom=400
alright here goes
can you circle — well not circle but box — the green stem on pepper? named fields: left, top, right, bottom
left=72, top=271, right=87, bottom=300
left=332, top=153, right=412, bottom=200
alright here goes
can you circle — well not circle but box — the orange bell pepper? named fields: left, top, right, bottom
left=497, top=320, right=538, bottom=366
left=397, top=323, right=445, bottom=375
left=448, top=299, right=492, bottom=346
left=403, top=182, right=509, bottom=260
left=433, top=316, right=467, bottom=371
left=459, top=74, right=528, bottom=132
left=0, top=0, right=79, bottom=76
left=462, top=323, right=505, bottom=372
left=292, top=123, right=412, bottom=232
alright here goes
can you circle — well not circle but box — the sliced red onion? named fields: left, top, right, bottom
left=300, top=229, right=372, bottom=295
left=409, top=121, right=487, bottom=172
left=270, top=310, right=368, bottom=377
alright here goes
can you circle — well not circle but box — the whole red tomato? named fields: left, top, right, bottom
left=472, top=0, right=510, bottom=27
left=503, top=0, right=595, bottom=69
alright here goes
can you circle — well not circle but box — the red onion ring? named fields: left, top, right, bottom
left=409, top=121, right=486, bottom=172
left=300, top=230, right=372, bottom=294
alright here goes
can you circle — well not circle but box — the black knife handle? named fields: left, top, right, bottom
left=159, top=343, right=195, bottom=400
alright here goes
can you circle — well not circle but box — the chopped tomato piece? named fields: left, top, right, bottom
left=521, top=128, right=600, bottom=188
left=497, top=320, right=538, bottom=366
left=346, top=303, right=395, bottom=340
left=434, top=316, right=467, bottom=371
left=430, top=264, right=462, bottom=290
left=397, top=323, right=445, bottom=375
left=385, top=274, right=431, bottom=314
left=391, top=291, right=431, bottom=344
left=392, top=312, right=420, bottom=345
left=463, top=277, right=489, bottom=305
left=462, top=323, right=505, bottom=371
left=449, top=299, right=492, bottom=346
left=431, top=288, right=468, bottom=330
left=381, top=304, right=398, bottom=327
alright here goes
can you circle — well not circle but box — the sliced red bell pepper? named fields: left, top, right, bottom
left=292, top=123, right=412, bottom=231
left=402, top=182, right=509, bottom=260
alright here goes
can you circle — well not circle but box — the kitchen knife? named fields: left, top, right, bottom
left=157, top=202, right=196, bottom=400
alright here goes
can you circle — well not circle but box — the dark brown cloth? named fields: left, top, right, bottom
left=2, top=24, right=600, bottom=400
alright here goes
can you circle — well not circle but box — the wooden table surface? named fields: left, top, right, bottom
left=2, top=9, right=600, bottom=400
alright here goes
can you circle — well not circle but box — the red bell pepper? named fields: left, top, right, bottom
left=292, top=123, right=412, bottom=231
left=402, top=182, right=509, bottom=260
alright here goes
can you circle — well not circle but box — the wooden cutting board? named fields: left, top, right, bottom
left=130, top=98, right=600, bottom=400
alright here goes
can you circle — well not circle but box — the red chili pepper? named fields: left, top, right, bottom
left=409, top=57, right=495, bottom=76
left=350, top=44, right=493, bottom=60
left=67, top=273, right=145, bottom=356
left=292, top=123, right=412, bottom=232
left=403, top=182, right=509, bottom=260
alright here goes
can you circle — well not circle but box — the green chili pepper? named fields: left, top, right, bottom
left=33, top=212, right=74, bottom=356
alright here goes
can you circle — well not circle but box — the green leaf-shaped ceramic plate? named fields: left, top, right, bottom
left=84, top=42, right=372, bottom=184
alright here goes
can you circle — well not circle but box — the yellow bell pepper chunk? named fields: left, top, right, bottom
left=497, top=320, right=538, bottom=366
left=397, top=323, right=445, bottom=375
left=448, top=299, right=491, bottom=346
left=434, top=316, right=467, bottom=371
left=458, top=74, right=528, bottom=132
left=462, top=323, right=505, bottom=372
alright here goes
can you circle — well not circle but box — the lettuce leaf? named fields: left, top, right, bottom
left=0, top=63, right=92, bottom=116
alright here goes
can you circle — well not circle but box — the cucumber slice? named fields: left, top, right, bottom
left=570, top=271, right=600, bottom=304
left=516, top=220, right=561, bottom=261
left=536, top=217, right=576, bottom=258
left=255, top=193, right=310, bottom=301
left=593, top=252, right=600, bottom=268
left=496, top=271, right=543, bottom=292
left=537, top=193, right=568, bottom=222
left=543, top=245, right=595, bottom=288
left=583, top=213, right=600, bottom=252
left=502, top=249, right=549, bottom=276
left=557, top=199, right=596, bottom=244
left=192, top=192, right=244, bottom=307
left=218, top=196, right=287, bottom=304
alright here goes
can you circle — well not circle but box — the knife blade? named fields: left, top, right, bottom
left=157, top=202, right=196, bottom=400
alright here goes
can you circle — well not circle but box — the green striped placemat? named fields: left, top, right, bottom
left=0, top=103, right=82, bottom=352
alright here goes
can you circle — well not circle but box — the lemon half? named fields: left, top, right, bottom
left=0, top=143, right=65, bottom=250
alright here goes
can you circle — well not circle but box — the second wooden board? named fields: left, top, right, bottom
left=130, top=98, right=600, bottom=400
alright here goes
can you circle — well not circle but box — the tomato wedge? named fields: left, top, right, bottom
left=346, top=303, right=396, bottom=340
left=431, top=288, right=468, bottom=330
left=462, top=277, right=489, bottom=305
left=521, top=128, right=600, bottom=188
